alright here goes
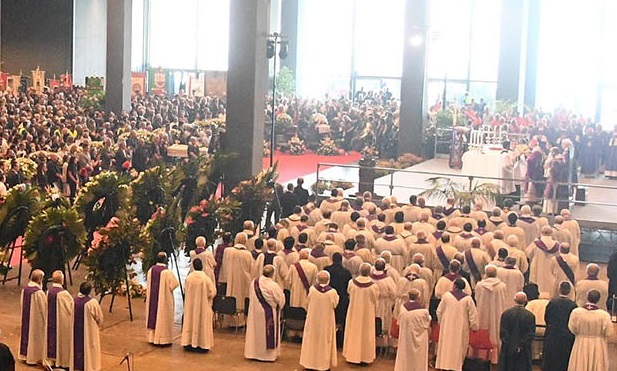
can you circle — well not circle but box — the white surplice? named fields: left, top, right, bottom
left=47, top=284, right=74, bottom=368
left=299, top=285, right=339, bottom=371
left=222, top=245, right=253, bottom=325
left=19, top=282, right=47, bottom=365
left=567, top=306, right=613, bottom=371
left=475, top=277, right=507, bottom=363
left=189, top=248, right=216, bottom=283
left=394, top=302, right=431, bottom=371
left=146, top=264, right=180, bottom=344
left=244, top=276, right=285, bottom=361
left=181, top=271, right=216, bottom=350
left=496, top=267, right=525, bottom=309
left=285, top=259, right=318, bottom=309
left=342, top=276, right=379, bottom=364
left=70, top=295, right=104, bottom=371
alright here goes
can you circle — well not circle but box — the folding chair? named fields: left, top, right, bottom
left=282, top=306, right=306, bottom=340
left=212, top=295, right=241, bottom=333
left=375, top=317, right=389, bottom=357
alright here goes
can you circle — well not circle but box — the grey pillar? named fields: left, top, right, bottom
left=106, top=0, right=132, bottom=114
left=280, top=0, right=298, bottom=80
left=398, top=0, right=429, bottom=156
left=523, top=0, right=540, bottom=109
left=496, top=0, right=525, bottom=103
left=222, top=0, right=269, bottom=188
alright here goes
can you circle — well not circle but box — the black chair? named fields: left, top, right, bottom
left=244, top=297, right=250, bottom=317
left=216, top=282, right=227, bottom=296
left=375, top=317, right=389, bottom=357
left=283, top=289, right=291, bottom=310
left=212, top=295, right=241, bottom=332
left=282, top=306, right=307, bottom=340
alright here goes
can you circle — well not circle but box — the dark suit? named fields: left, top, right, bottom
left=279, top=191, right=299, bottom=218
left=324, top=262, right=352, bottom=347
left=293, top=185, right=309, bottom=206
left=499, top=305, right=536, bottom=371
left=542, top=296, right=577, bottom=371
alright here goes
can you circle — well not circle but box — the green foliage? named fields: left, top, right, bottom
left=420, top=177, right=500, bottom=207
left=435, top=109, right=466, bottom=129
left=276, top=66, right=296, bottom=98
left=0, top=186, right=42, bottom=247
left=74, top=171, right=131, bottom=231
left=130, top=165, right=169, bottom=224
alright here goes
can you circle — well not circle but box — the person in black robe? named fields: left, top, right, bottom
left=0, top=338, right=15, bottom=371
left=279, top=183, right=299, bottom=219
left=499, top=292, right=536, bottom=371
left=324, top=252, right=352, bottom=348
left=608, top=250, right=617, bottom=311
left=579, top=127, right=600, bottom=176
left=292, top=177, right=309, bottom=206
left=542, top=281, right=577, bottom=371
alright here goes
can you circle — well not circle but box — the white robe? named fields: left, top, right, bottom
left=189, top=248, right=216, bottom=283
left=70, top=295, right=103, bottom=371
left=434, top=275, right=472, bottom=299
left=475, top=277, right=507, bottom=364
left=549, top=253, right=579, bottom=299
left=222, top=246, right=253, bottom=315
left=244, top=276, right=285, bottom=361
left=342, top=276, right=379, bottom=364
left=394, top=276, right=430, bottom=319
left=181, top=271, right=216, bottom=349
left=146, top=264, right=180, bottom=344
left=299, top=285, right=339, bottom=371
left=285, top=259, right=318, bottom=309
left=435, top=291, right=479, bottom=371
left=567, top=307, right=613, bottom=371
left=371, top=272, right=397, bottom=334
left=19, top=282, right=47, bottom=365
left=252, top=252, right=288, bottom=289
left=575, top=279, right=609, bottom=311
left=526, top=237, right=560, bottom=293
left=394, top=302, right=431, bottom=371
left=47, top=284, right=74, bottom=368
left=496, top=267, right=525, bottom=309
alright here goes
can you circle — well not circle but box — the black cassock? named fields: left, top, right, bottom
left=324, top=262, right=352, bottom=347
left=498, top=306, right=536, bottom=371
left=542, top=297, right=577, bottom=371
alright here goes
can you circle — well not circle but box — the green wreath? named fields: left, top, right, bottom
left=24, top=207, right=86, bottom=274
left=84, top=216, right=144, bottom=295
left=0, top=186, right=41, bottom=247
left=74, top=171, right=131, bottom=232
left=130, top=165, right=169, bottom=224
left=139, top=204, right=182, bottom=275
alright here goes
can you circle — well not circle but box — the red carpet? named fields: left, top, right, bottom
left=263, top=150, right=362, bottom=184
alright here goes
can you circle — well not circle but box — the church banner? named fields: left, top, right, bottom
left=188, top=73, right=205, bottom=97
left=149, top=68, right=167, bottom=96
left=131, top=72, right=146, bottom=96
left=31, top=68, right=45, bottom=94
left=0, top=73, right=9, bottom=91
left=60, top=73, right=73, bottom=90
left=48, top=79, right=60, bottom=90
left=85, top=76, right=105, bottom=95
left=205, top=71, right=227, bottom=97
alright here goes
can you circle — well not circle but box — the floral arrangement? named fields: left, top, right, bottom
left=185, top=196, right=240, bottom=251
left=116, top=277, right=147, bottom=299
left=229, top=164, right=278, bottom=231
left=23, top=206, right=86, bottom=274
left=130, top=166, right=168, bottom=224
left=28, top=151, right=61, bottom=164
left=310, top=180, right=353, bottom=196
left=330, top=181, right=354, bottom=190
left=312, top=113, right=328, bottom=125
left=359, top=146, right=378, bottom=166
left=42, top=186, right=71, bottom=210
left=374, top=152, right=424, bottom=178
left=0, top=186, right=41, bottom=247
left=263, top=140, right=271, bottom=158
left=118, top=129, right=155, bottom=143
left=316, top=137, right=339, bottom=156
left=74, top=171, right=131, bottom=232
left=275, top=113, right=294, bottom=132
left=16, top=157, right=38, bottom=181
left=84, top=215, right=143, bottom=295
left=287, top=136, right=306, bottom=155
left=139, top=205, right=182, bottom=274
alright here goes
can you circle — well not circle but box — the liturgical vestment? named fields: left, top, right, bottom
left=394, top=301, right=431, bottom=371
left=71, top=294, right=103, bottom=371
left=342, top=276, right=379, bottom=364
left=181, top=270, right=216, bottom=350
left=47, top=283, right=74, bottom=368
left=299, top=284, right=339, bottom=371
left=567, top=305, right=613, bottom=371
left=146, top=264, right=180, bottom=344
left=19, top=282, right=47, bottom=365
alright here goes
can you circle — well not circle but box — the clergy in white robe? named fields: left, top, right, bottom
left=395, top=264, right=430, bottom=317
left=575, top=264, right=609, bottom=311
left=19, top=269, right=47, bottom=365
left=394, top=289, right=431, bottom=371
left=71, top=282, right=103, bottom=371
left=567, top=289, right=613, bottom=371
left=285, top=250, right=318, bottom=309
left=244, top=266, right=286, bottom=362
left=181, top=259, right=216, bottom=352
left=146, top=252, right=180, bottom=345
left=308, top=242, right=332, bottom=271
left=549, top=243, right=578, bottom=299
left=47, top=271, right=73, bottom=368
left=299, top=271, right=339, bottom=371
left=474, top=265, right=507, bottom=364
left=253, top=239, right=288, bottom=288
left=221, top=233, right=254, bottom=326
left=497, top=257, right=525, bottom=309
left=435, top=278, right=479, bottom=371
left=370, top=259, right=397, bottom=334
left=374, top=226, right=407, bottom=273
left=342, top=238, right=363, bottom=277
left=526, top=226, right=560, bottom=293
left=189, top=236, right=216, bottom=283
left=342, top=263, right=379, bottom=364
left=560, top=210, right=580, bottom=256
left=434, top=260, right=472, bottom=299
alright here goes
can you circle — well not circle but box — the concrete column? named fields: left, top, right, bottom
left=106, top=0, right=132, bottom=114
left=496, top=0, right=525, bottom=103
left=398, top=0, right=429, bottom=156
left=523, top=0, right=540, bottom=109
left=222, top=0, right=270, bottom=187
left=280, top=0, right=298, bottom=80
left=73, top=0, right=107, bottom=86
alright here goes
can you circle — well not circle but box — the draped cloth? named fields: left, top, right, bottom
left=19, top=283, right=46, bottom=365
left=244, top=276, right=285, bottom=361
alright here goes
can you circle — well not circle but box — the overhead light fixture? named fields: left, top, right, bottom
left=278, top=42, right=288, bottom=59
left=267, top=40, right=275, bottom=59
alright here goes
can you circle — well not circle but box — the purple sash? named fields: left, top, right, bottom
left=214, top=243, right=230, bottom=281
left=370, top=272, right=388, bottom=281
left=47, top=286, right=63, bottom=359
left=450, top=289, right=468, bottom=301
left=372, top=225, right=385, bottom=234
left=342, top=251, right=356, bottom=259
left=459, top=233, right=473, bottom=239
left=383, top=234, right=397, bottom=242
left=432, top=213, right=444, bottom=220
left=534, top=239, right=559, bottom=254
left=585, top=276, right=599, bottom=281
left=264, top=252, right=277, bottom=265
left=310, top=249, right=327, bottom=258
left=20, top=285, right=41, bottom=356
left=583, top=303, right=599, bottom=310
left=403, top=301, right=423, bottom=311
left=294, top=262, right=311, bottom=293
left=489, top=219, right=503, bottom=227
left=147, top=265, right=166, bottom=330
left=443, top=207, right=457, bottom=217
left=194, top=247, right=206, bottom=255
left=253, top=279, right=277, bottom=349
left=436, top=246, right=450, bottom=271
left=433, top=231, right=444, bottom=240
left=296, top=225, right=308, bottom=232
left=503, top=266, right=516, bottom=270
left=73, top=295, right=92, bottom=371
left=294, top=244, right=307, bottom=251
left=352, top=278, right=374, bottom=288
left=464, top=250, right=482, bottom=282
left=416, top=239, right=429, bottom=244
left=474, top=228, right=487, bottom=236
left=314, top=284, right=333, bottom=293
left=519, top=216, right=535, bottom=224
left=282, top=249, right=294, bottom=255
left=556, top=255, right=575, bottom=285
left=444, top=273, right=461, bottom=282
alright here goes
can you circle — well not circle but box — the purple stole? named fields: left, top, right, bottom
left=296, top=225, right=308, bottom=232
left=474, top=228, right=487, bottom=236
left=314, top=284, right=333, bottom=293
left=459, top=233, right=473, bottom=239
left=489, top=219, right=503, bottom=228
left=47, top=286, right=64, bottom=359
left=253, top=279, right=277, bottom=349
left=370, top=272, right=388, bottom=281
left=352, top=278, right=374, bottom=288
left=534, top=239, right=559, bottom=254
left=147, top=265, right=166, bottom=330
left=325, top=198, right=338, bottom=204
left=20, top=285, right=41, bottom=356
left=214, top=243, right=230, bottom=281
left=342, top=251, right=356, bottom=259
left=282, top=249, right=294, bottom=255
left=372, top=225, right=385, bottom=234
left=194, top=247, right=206, bottom=255
left=433, top=231, right=444, bottom=240
left=519, top=216, right=535, bottom=224
left=555, top=255, right=575, bottom=285
left=251, top=250, right=261, bottom=260
left=294, top=244, right=307, bottom=251
left=294, top=262, right=311, bottom=293
left=310, top=249, right=327, bottom=258
left=432, top=213, right=444, bottom=220
left=585, top=276, right=599, bottom=281
left=405, top=274, right=419, bottom=281
left=263, top=252, right=277, bottom=265
left=450, top=289, right=468, bottom=301
left=444, top=273, right=461, bottom=282
left=366, top=214, right=377, bottom=221
left=464, top=250, right=482, bottom=282
left=383, top=234, right=397, bottom=242
left=503, top=266, right=516, bottom=270
left=403, top=301, right=423, bottom=311
left=436, top=246, right=450, bottom=271
left=443, top=207, right=457, bottom=217
left=73, top=295, right=92, bottom=371
left=416, top=239, right=429, bottom=244
left=583, top=303, right=599, bottom=310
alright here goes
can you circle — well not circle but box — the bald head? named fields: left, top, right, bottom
left=586, top=263, right=600, bottom=278
left=493, top=230, right=504, bottom=240
left=31, top=269, right=44, bottom=284
left=514, top=292, right=528, bottom=306
left=359, top=263, right=371, bottom=277
left=412, top=253, right=425, bottom=265
left=485, top=265, right=497, bottom=278
left=416, top=230, right=427, bottom=240
left=380, top=251, right=392, bottom=263
left=51, top=270, right=64, bottom=284
left=317, top=270, right=330, bottom=285
left=195, top=236, right=206, bottom=248
left=263, top=265, right=275, bottom=278
left=471, top=238, right=481, bottom=249
left=541, top=226, right=553, bottom=236
left=506, top=235, right=519, bottom=247
left=554, top=215, right=564, bottom=225
left=409, top=264, right=420, bottom=275
left=299, top=250, right=309, bottom=260
left=267, top=238, right=277, bottom=251
left=235, top=232, right=247, bottom=245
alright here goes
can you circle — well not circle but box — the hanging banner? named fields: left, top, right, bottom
left=60, top=73, right=73, bottom=90
left=131, top=72, right=146, bottom=96
left=188, top=73, right=205, bottom=97
left=85, top=76, right=105, bottom=95
left=31, top=68, right=46, bottom=94
left=7, top=75, right=21, bottom=93
left=48, top=79, right=60, bottom=90
left=0, top=73, right=9, bottom=91
left=149, top=67, right=167, bottom=96
left=205, top=71, right=227, bottom=97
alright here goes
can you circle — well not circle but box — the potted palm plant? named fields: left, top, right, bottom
left=420, top=177, right=500, bottom=207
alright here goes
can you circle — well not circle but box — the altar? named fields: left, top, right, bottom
left=461, top=147, right=504, bottom=180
